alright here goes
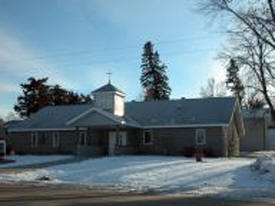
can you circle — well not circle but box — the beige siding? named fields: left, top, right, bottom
left=114, top=129, right=139, bottom=155
left=114, top=94, right=124, bottom=116
left=227, top=119, right=240, bottom=156
left=87, top=128, right=107, bottom=155
left=241, top=118, right=266, bottom=151
left=94, top=93, right=114, bottom=112
left=7, top=131, right=77, bottom=154
left=8, top=127, right=229, bottom=157
left=93, top=92, right=125, bottom=117
left=138, top=127, right=226, bottom=157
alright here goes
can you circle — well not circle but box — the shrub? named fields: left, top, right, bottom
left=183, top=147, right=196, bottom=157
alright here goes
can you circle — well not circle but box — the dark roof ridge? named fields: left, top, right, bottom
left=42, top=103, right=93, bottom=109
left=126, top=96, right=235, bottom=104
left=92, top=83, right=125, bottom=94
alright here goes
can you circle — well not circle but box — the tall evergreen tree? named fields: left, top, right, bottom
left=140, top=41, right=171, bottom=101
left=14, top=77, right=92, bottom=118
left=226, top=59, right=245, bottom=104
left=0, top=117, right=5, bottom=138
left=49, top=85, right=68, bottom=105
left=14, top=77, right=50, bottom=118
left=49, top=85, right=92, bottom=105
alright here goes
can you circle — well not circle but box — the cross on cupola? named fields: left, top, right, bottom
left=106, top=71, right=112, bottom=84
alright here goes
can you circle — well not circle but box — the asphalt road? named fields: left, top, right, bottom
left=0, top=184, right=274, bottom=206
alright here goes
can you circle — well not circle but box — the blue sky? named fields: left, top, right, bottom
left=0, top=0, right=226, bottom=119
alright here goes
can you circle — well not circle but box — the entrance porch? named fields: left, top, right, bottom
left=75, top=126, right=141, bottom=157
left=69, top=107, right=142, bottom=157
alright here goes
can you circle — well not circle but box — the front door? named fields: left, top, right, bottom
left=108, top=132, right=116, bottom=155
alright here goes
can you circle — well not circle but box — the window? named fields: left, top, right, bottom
left=118, top=132, right=127, bottom=146
left=0, top=140, right=6, bottom=155
left=52, top=132, right=60, bottom=148
left=143, top=130, right=153, bottom=145
left=40, top=132, right=47, bottom=145
left=79, top=132, right=87, bottom=145
left=196, top=129, right=206, bottom=145
left=31, top=132, right=38, bottom=148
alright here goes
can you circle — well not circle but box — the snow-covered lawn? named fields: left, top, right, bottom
left=0, top=155, right=72, bottom=168
left=0, top=155, right=274, bottom=197
left=251, top=154, right=275, bottom=182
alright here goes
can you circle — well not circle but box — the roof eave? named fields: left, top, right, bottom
left=8, top=127, right=88, bottom=132
left=8, top=123, right=227, bottom=132
left=141, top=123, right=229, bottom=129
left=92, top=90, right=125, bottom=97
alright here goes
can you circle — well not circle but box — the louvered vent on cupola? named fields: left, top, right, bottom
left=92, top=82, right=125, bottom=117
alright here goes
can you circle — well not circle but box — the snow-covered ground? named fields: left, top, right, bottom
left=251, top=154, right=275, bottom=182
left=0, top=155, right=274, bottom=198
left=0, top=155, right=72, bottom=168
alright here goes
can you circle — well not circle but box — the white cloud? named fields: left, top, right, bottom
left=0, top=106, right=12, bottom=120
left=0, top=84, right=19, bottom=95
left=0, top=29, right=74, bottom=89
left=208, top=60, right=227, bottom=82
left=0, top=28, right=79, bottom=119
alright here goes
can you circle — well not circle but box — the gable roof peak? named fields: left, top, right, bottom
left=92, top=83, right=125, bottom=95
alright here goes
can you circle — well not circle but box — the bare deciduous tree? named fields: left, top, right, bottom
left=198, top=0, right=275, bottom=49
left=199, top=0, right=275, bottom=119
left=200, top=78, right=227, bottom=97
left=219, top=23, right=275, bottom=119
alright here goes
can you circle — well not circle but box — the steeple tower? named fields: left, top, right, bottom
left=92, top=82, right=125, bottom=117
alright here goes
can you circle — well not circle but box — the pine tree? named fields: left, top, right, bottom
left=226, top=59, right=245, bottom=104
left=14, top=77, right=92, bottom=118
left=14, top=77, right=50, bottom=118
left=140, top=41, right=171, bottom=101
left=0, top=117, right=5, bottom=138
left=49, top=85, right=68, bottom=105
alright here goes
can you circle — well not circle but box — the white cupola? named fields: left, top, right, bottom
left=92, top=82, right=125, bottom=117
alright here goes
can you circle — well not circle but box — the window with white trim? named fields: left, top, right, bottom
left=40, top=132, right=47, bottom=145
left=196, top=129, right=206, bottom=145
left=31, top=132, right=38, bottom=148
left=143, top=130, right=153, bottom=145
left=52, top=132, right=60, bottom=148
left=118, top=131, right=127, bottom=146
left=79, top=132, right=87, bottom=145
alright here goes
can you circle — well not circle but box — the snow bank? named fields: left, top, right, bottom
left=0, top=155, right=72, bottom=168
left=251, top=155, right=275, bottom=182
left=0, top=155, right=275, bottom=196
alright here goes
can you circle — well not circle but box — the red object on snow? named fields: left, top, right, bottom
left=9, top=149, right=15, bottom=155
left=195, top=148, right=203, bottom=162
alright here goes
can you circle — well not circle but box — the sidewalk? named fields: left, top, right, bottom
left=0, top=156, right=89, bottom=170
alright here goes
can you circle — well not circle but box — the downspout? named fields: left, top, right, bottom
left=222, top=126, right=228, bottom=157
left=75, top=126, right=79, bottom=156
left=115, top=124, right=120, bottom=156
left=263, top=112, right=267, bottom=150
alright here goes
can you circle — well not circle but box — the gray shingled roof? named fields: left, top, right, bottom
left=69, top=109, right=141, bottom=128
left=4, top=120, right=23, bottom=128
left=92, top=83, right=125, bottom=94
left=242, top=108, right=268, bottom=118
left=125, top=97, right=236, bottom=126
left=8, top=104, right=94, bottom=130
left=8, top=97, right=236, bottom=131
